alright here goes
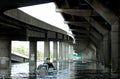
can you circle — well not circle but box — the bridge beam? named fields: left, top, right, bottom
left=64, top=13, right=108, bottom=35
left=56, top=9, right=99, bottom=17
left=64, top=21, right=90, bottom=27
left=72, top=28, right=102, bottom=41
left=90, top=29, right=103, bottom=40
left=56, top=8, right=108, bottom=35
left=89, top=35, right=100, bottom=48
left=56, top=9, right=94, bottom=16
left=85, top=0, right=118, bottom=26
left=85, top=17, right=108, bottom=35
left=4, top=9, right=70, bottom=36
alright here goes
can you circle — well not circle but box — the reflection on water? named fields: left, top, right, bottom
left=10, top=60, right=111, bottom=79
left=11, top=61, right=43, bottom=78
left=11, top=63, right=29, bottom=78
left=11, top=63, right=29, bottom=75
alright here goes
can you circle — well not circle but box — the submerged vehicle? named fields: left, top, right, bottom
left=36, top=64, right=57, bottom=78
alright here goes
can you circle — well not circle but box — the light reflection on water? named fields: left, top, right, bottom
left=10, top=60, right=110, bottom=79
left=11, top=63, right=29, bottom=75
left=11, top=61, right=44, bottom=78
left=11, top=61, right=72, bottom=79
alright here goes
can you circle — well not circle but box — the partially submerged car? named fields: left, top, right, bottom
left=36, top=64, right=57, bottom=78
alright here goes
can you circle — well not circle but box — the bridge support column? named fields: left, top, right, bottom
left=85, top=0, right=120, bottom=77
left=102, top=34, right=111, bottom=76
left=44, top=41, right=50, bottom=60
left=96, top=42, right=104, bottom=70
left=69, top=45, right=73, bottom=61
left=103, top=35, right=110, bottom=67
left=68, top=44, right=70, bottom=61
left=59, top=41, right=62, bottom=70
left=65, top=43, right=68, bottom=61
left=53, top=41, right=58, bottom=69
left=29, top=41, right=37, bottom=78
left=0, top=39, right=11, bottom=77
left=65, top=43, right=69, bottom=66
left=100, top=41, right=105, bottom=66
left=111, top=22, right=120, bottom=76
left=63, top=42, right=66, bottom=61
left=62, top=42, right=66, bottom=69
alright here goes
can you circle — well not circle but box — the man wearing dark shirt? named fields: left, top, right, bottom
left=44, top=58, right=55, bottom=69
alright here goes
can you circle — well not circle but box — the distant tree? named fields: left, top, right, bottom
left=13, top=45, right=29, bottom=56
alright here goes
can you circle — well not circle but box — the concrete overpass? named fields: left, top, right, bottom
left=0, top=1, right=73, bottom=78
left=11, top=52, right=29, bottom=63
left=0, top=0, right=119, bottom=78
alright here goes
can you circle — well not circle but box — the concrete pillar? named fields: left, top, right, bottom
left=66, top=43, right=69, bottom=67
left=68, top=44, right=70, bottom=61
left=69, top=45, right=74, bottom=61
left=66, top=43, right=69, bottom=61
left=103, top=35, right=110, bottom=67
left=0, top=39, right=11, bottom=77
left=101, top=34, right=111, bottom=76
left=99, top=41, right=104, bottom=65
left=85, top=0, right=120, bottom=76
left=29, top=41, right=37, bottom=78
left=44, top=41, right=50, bottom=59
left=96, top=44, right=100, bottom=63
left=53, top=41, right=58, bottom=69
left=96, top=46, right=100, bottom=69
left=96, top=42, right=104, bottom=70
left=62, top=42, right=66, bottom=61
left=59, top=42, right=62, bottom=70
left=111, top=21, right=120, bottom=74
left=72, top=45, right=74, bottom=53
left=69, top=45, right=73, bottom=60
left=101, top=41, right=105, bottom=65
left=59, top=42, right=62, bottom=60
left=62, top=42, right=67, bottom=69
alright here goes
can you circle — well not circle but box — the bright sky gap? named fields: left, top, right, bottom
left=19, top=2, right=72, bottom=35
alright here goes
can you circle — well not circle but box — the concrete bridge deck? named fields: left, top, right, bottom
left=11, top=52, right=29, bottom=63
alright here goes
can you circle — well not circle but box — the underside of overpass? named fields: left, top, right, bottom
left=54, top=0, right=120, bottom=78
left=0, top=0, right=120, bottom=78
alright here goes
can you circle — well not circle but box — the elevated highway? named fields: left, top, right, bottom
left=0, top=1, right=73, bottom=78
left=11, top=52, right=29, bottom=63
left=0, top=0, right=119, bottom=78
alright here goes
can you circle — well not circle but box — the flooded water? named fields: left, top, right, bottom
left=11, top=61, right=43, bottom=78
left=9, top=60, right=112, bottom=79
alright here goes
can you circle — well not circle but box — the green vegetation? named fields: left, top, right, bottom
left=12, top=45, right=53, bottom=61
left=12, top=45, right=29, bottom=56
